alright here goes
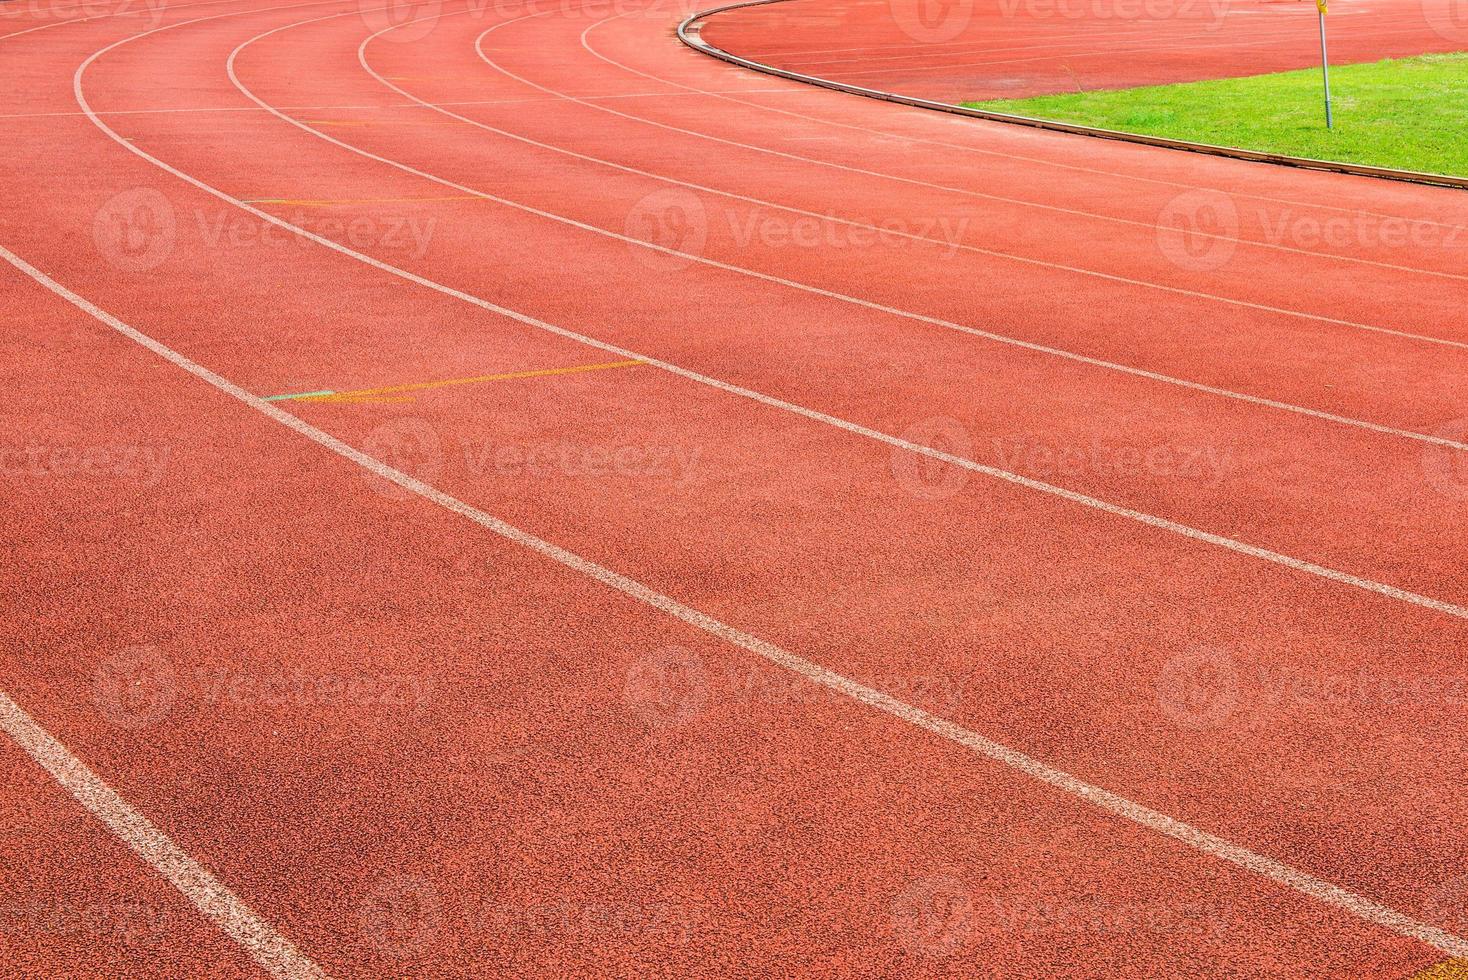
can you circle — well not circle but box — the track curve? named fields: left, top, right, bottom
left=3, top=0, right=1468, bottom=975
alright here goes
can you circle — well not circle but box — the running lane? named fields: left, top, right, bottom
left=698, top=0, right=1468, bottom=102
left=2, top=0, right=1467, bottom=976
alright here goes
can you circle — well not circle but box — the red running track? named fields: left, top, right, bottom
left=700, top=0, right=1468, bottom=102
left=2, top=0, right=1468, bottom=976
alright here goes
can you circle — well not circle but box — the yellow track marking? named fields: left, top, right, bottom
left=294, top=359, right=644, bottom=403
left=1412, top=961, right=1468, bottom=979
left=245, top=194, right=480, bottom=207
left=308, top=395, right=415, bottom=404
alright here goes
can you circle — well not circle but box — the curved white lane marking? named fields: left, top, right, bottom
left=354, top=9, right=1468, bottom=452
left=0, top=688, right=328, bottom=979
left=4, top=241, right=1467, bottom=962
left=74, top=0, right=1468, bottom=623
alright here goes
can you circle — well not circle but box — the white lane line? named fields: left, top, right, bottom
left=2, top=0, right=1451, bottom=251
left=476, top=13, right=1468, bottom=337
left=241, top=2, right=1468, bottom=373
left=5, top=241, right=1467, bottom=962
left=631, top=55, right=1468, bottom=239
left=0, top=87, right=797, bottom=120
left=350, top=13, right=1468, bottom=452
left=77, top=3, right=1468, bottom=622
left=581, top=13, right=1468, bottom=277
left=0, top=0, right=257, bottom=44
left=251, top=12, right=1468, bottom=451
left=0, top=688, right=329, bottom=980
left=584, top=11, right=1468, bottom=259
left=821, top=22, right=1457, bottom=78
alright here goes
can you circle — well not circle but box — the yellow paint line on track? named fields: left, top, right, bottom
left=276, top=359, right=645, bottom=404
left=310, top=396, right=415, bottom=404
left=1412, top=960, right=1468, bottom=979
left=244, top=195, right=480, bottom=207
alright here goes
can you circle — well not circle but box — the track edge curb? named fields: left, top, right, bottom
left=677, top=0, right=1468, bottom=192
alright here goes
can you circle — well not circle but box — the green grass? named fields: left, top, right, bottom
left=966, top=53, right=1468, bottom=178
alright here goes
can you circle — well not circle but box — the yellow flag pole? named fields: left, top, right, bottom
left=1317, top=0, right=1333, bottom=128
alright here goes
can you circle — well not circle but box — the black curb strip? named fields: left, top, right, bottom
left=677, top=0, right=1468, bottom=192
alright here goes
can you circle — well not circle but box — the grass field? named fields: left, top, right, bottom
left=968, top=53, right=1468, bottom=177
